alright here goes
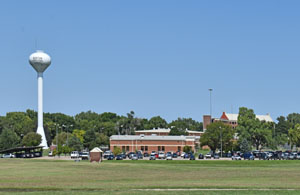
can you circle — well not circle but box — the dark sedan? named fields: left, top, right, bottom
left=189, top=154, right=195, bottom=160
left=198, top=153, right=204, bottom=159
left=107, top=155, right=115, bottom=160
left=172, top=153, right=178, bottom=158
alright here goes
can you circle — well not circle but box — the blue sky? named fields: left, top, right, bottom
left=0, top=1, right=299, bottom=122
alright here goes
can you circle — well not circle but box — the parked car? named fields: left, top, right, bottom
left=149, top=154, right=156, bottom=160
left=232, top=154, right=241, bottom=160
left=2, top=153, right=15, bottom=158
left=116, top=154, right=123, bottom=160
left=198, top=153, right=204, bottom=159
left=143, top=152, right=149, bottom=157
left=282, top=152, right=289, bottom=160
left=183, top=153, right=190, bottom=159
left=127, top=152, right=135, bottom=159
left=205, top=153, right=212, bottom=159
left=172, top=153, right=178, bottom=158
left=243, top=152, right=254, bottom=160
left=288, top=153, right=296, bottom=160
left=131, top=154, right=138, bottom=160
left=297, top=153, right=300, bottom=160
left=71, top=151, right=79, bottom=159
left=271, top=151, right=282, bottom=160
left=151, top=151, right=156, bottom=156
left=121, top=152, right=127, bottom=159
left=107, top=155, right=115, bottom=160
left=48, top=151, right=53, bottom=157
left=166, top=154, right=173, bottom=160
left=181, top=152, right=186, bottom=158
left=258, top=152, right=269, bottom=160
left=80, top=152, right=90, bottom=160
left=103, top=150, right=112, bottom=159
left=189, top=154, right=195, bottom=160
left=137, top=153, right=143, bottom=159
left=213, top=154, right=220, bottom=159
left=158, top=152, right=166, bottom=159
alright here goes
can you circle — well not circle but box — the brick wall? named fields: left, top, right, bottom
left=110, top=139, right=195, bottom=153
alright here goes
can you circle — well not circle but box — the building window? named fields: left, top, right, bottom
left=141, top=146, right=144, bottom=151
left=122, top=146, right=125, bottom=152
left=162, top=146, right=165, bottom=151
left=145, top=146, right=148, bottom=151
left=126, top=146, right=129, bottom=152
left=178, top=146, right=181, bottom=152
left=158, top=146, right=161, bottom=151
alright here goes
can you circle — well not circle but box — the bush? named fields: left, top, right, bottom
left=183, top=145, right=192, bottom=153
left=113, top=147, right=122, bottom=156
left=21, top=132, right=42, bottom=147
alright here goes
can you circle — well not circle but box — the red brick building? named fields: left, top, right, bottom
left=135, top=128, right=203, bottom=137
left=135, top=128, right=170, bottom=136
left=110, top=135, right=197, bottom=153
left=203, top=112, right=273, bottom=130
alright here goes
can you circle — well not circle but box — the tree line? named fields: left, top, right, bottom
left=200, top=107, right=300, bottom=153
left=0, top=110, right=203, bottom=151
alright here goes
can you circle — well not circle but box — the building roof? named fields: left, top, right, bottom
left=186, top=130, right=203, bottom=134
left=110, top=135, right=196, bottom=141
left=256, top=114, right=273, bottom=122
left=0, top=146, right=43, bottom=154
left=135, top=128, right=171, bottom=133
left=90, top=147, right=103, bottom=153
left=222, top=112, right=273, bottom=122
left=135, top=128, right=202, bottom=134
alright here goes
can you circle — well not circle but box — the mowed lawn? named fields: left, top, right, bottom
left=1, top=159, right=300, bottom=194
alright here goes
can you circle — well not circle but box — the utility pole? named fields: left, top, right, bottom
left=208, top=89, right=213, bottom=117
left=219, top=126, right=223, bottom=158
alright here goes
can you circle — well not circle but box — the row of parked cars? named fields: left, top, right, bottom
left=0, top=153, right=15, bottom=158
left=1, top=152, right=42, bottom=158
left=201, top=150, right=300, bottom=161
left=102, top=150, right=300, bottom=161
left=69, top=151, right=90, bottom=160
left=103, top=150, right=197, bottom=161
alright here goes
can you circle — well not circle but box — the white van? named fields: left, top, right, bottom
left=71, top=151, right=79, bottom=159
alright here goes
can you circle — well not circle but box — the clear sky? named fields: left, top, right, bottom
left=0, top=1, right=299, bottom=122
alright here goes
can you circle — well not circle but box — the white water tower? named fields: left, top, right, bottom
left=29, top=50, right=51, bottom=149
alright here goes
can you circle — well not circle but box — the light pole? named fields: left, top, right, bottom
left=55, top=123, right=58, bottom=147
left=219, top=126, right=223, bottom=158
left=67, top=125, right=73, bottom=147
left=208, top=89, right=213, bottom=117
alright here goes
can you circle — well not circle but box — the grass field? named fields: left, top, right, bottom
left=1, top=159, right=300, bottom=194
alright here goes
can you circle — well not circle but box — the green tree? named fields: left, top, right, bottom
left=287, top=113, right=300, bottom=128
left=57, top=145, right=63, bottom=157
left=147, top=116, right=168, bottom=129
left=0, top=128, right=20, bottom=150
left=68, top=135, right=83, bottom=151
left=239, top=138, right=251, bottom=153
left=169, top=118, right=203, bottom=131
left=169, top=126, right=188, bottom=135
left=113, top=147, right=122, bottom=156
left=62, top=145, right=71, bottom=156
left=2, top=112, right=35, bottom=137
left=288, top=124, right=300, bottom=149
left=53, top=132, right=69, bottom=145
left=183, top=145, right=192, bottom=153
left=72, top=129, right=86, bottom=143
left=236, top=107, right=273, bottom=150
left=95, top=133, right=109, bottom=146
left=83, top=129, right=97, bottom=150
left=200, top=122, right=234, bottom=152
left=21, top=132, right=42, bottom=147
